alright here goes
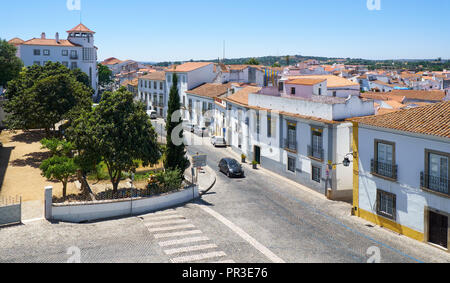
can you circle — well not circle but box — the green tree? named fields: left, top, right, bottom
left=245, top=58, right=260, bottom=65
left=41, top=138, right=74, bottom=157
left=165, top=73, right=189, bottom=173
left=68, top=87, right=161, bottom=192
left=40, top=156, right=77, bottom=198
left=97, top=63, right=113, bottom=88
left=4, top=62, right=92, bottom=135
left=0, top=39, right=23, bottom=89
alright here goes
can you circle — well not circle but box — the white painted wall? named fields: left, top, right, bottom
left=358, top=126, right=450, bottom=233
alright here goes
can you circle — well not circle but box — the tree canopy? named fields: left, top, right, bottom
left=4, top=62, right=93, bottom=134
left=0, top=39, right=23, bottom=89
left=165, top=73, right=189, bottom=173
left=245, top=58, right=260, bottom=65
left=97, top=63, right=113, bottom=88
left=67, top=87, right=161, bottom=192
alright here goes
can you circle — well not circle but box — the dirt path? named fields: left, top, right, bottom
left=0, top=130, right=80, bottom=203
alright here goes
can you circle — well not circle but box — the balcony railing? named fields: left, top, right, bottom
left=70, top=54, right=78, bottom=60
left=421, top=172, right=449, bottom=196
left=371, top=159, right=398, bottom=180
left=308, top=145, right=324, bottom=161
left=284, top=139, right=298, bottom=152
left=158, top=103, right=164, bottom=107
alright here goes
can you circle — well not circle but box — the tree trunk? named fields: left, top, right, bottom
left=62, top=180, right=67, bottom=199
left=112, top=179, right=120, bottom=193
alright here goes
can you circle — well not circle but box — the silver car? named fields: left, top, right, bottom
left=211, top=136, right=227, bottom=147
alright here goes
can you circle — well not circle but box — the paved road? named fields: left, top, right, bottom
left=1, top=125, right=449, bottom=263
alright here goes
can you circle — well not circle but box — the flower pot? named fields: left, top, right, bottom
left=253, top=164, right=258, bottom=170
left=242, top=158, right=246, bottom=163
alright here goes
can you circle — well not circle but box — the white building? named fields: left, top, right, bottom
left=165, top=62, right=217, bottom=118
left=138, top=71, right=167, bottom=117
left=10, top=24, right=98, bottom=98
left=185, top=83, right=231, bottom=133
left=352, top=102, right=450, bottom=251
left=223, top=80, right=375, bottom=200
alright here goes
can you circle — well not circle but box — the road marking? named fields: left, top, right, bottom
left=164, top=244, right=218, bottom=255
left=150, top=209, right=177, bottom=216
left=171, top=251, right=227, bottom=263
left=144, top=214, right=185, bottom=221
left=148, top=224, right=196, bottom=233
left=155, top=230, right=203, bottom=239
left=214, top=260, right=236, bottom=263
left=159, top=236, right=211, bottom=247
left=197, top=205, right=285, bottom=263
left=144, top=219, right=190, bottom=227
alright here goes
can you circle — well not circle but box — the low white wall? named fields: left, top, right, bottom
left=51, top=187, right=199, bottom=223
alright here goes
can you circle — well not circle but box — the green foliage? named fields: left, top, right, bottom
left=66, top=87, right=161, bottom=192
left=165, top=73, right=189, bottom=173
left=40, top=138, right=74, bottom=157
left=97, top=63, right=113, bottom=87
left=245, top=58, right=260, bottom=65
left=4, top=62, right=93, bottom=134
left=0, top=39, right=23, bottom=88
left=40, top=156, right=77, bottom=198
left=153, top=169, right=182, bottom=193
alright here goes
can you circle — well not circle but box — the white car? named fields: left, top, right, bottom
left=147, top=110, right=157, bottom=120
left=211, top=136, right=227, bottom=147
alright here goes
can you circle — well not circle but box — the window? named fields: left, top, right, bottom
left=160, top=82, right=163, bottom=90
left=278, top=82, right=284, bottom=92
left=62, top=61, right=68, bottom=67
left=267, top=115, right=272, bottom=138
left=312, top=166, right=321, bottom=183
left=33, top=49, right=41, bottom=56
left=43, top=49, right=50, bottom=56
left=286, top=122, right=297, bottom=151
left=372, top=140, right=396, bottom=180
left=70, top=62, right=78, bottom=70
left=256, top=112, right=260, bottom=134
left=154, top=81, right=157, bottom=89
left=310, top=128, right=323, bottom=160
left=376, top=190, right=396, bottom=220
left=70, top=50, right=78, bottom=59
left=318, top=88, right=322, bottom=95
left=333, top=91, right=337, bottom=97
left=291, top=87, right=296, bottom=95
left=423, top=150, right=449, bottom=195
left=33, top=61, right=41, bottom=66
left=288, top=157, right=296, bottom=173
left=202, top=102, right=207, bottom=115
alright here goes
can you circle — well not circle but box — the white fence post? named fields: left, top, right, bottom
left=44, top=186, right=53, bottom=220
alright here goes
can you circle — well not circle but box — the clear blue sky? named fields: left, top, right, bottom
left=2, top=0, right=449, bottom=62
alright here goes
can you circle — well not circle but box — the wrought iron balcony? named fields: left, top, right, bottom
left=308, top=145, right=324, bottom=161
left=284, top=139, right=298, bottom=152
left=421, top=172, right=449, bottom=196
left=371, top=159, right=398, bottom=180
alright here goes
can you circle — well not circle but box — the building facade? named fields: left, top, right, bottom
left=11, top=24, right=98, bottom=98
left=352, top=102, right=450, bottom=251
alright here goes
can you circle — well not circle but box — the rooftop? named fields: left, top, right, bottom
left=67, top=23, right=95, bottom=34
left=352, top=101, right=450, bottom=139
left=186, top=83, right=232, bottom=99
left=141, top=71, right=166, bottom=81
left=225, top=86, right=262, bottom=107
left=21, top=38, right=80, bottom=47
left=166, top=62, right=213, bottom=73
left=286, top=78, right=327, bottom=86
left=285, top=75, right=359, bottom=88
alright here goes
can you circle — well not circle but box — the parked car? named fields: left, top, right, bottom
left=194, top=126, right=208, bottom=137
left=211, top=136, right=227, bottom=147
left=183, top=122, right=195, bottom=133
left=219, top=158, right=245, bottom=178
left=148, top=110, right=158, bottom=120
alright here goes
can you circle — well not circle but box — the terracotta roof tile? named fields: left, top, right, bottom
left=141, top=71, right=166, bottom=81
left=166, top=62, right=213, bottom=73
left=352, top=101, right=450, bottom=139
left=67, top=23, right=95, bottom=34
left=186, top=83, right=232, bottom=99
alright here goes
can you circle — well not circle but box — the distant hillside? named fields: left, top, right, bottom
left=152, top=55, right=450, bottom=72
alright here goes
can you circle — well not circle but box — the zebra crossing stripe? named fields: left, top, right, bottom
left=144, top=219, right=190, bottom=227
left=144, top=214, right=185, bottom=222
left=155, top=230, right=203, bottom=239
left=148, top=224, right=196, bottom=233
left=164, top=244, right=218, bottom=255
left=158, top=236, right=210, bottom=247
left=171, top=251, right=227, bottom=263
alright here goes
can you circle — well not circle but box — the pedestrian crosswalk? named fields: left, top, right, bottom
left=140, top=209, right=235, bottom=263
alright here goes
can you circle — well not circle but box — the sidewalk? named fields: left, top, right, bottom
left=185, top=159, right=217, bottom=195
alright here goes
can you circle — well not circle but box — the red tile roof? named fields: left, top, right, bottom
left=67, top=23, right=95, bottom=34
left=352, top=101, right=450, bottom=139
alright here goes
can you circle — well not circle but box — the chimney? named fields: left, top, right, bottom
left=41, top=32, right=46, bottom=39
left=55, top=32, right=59, bottom=43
